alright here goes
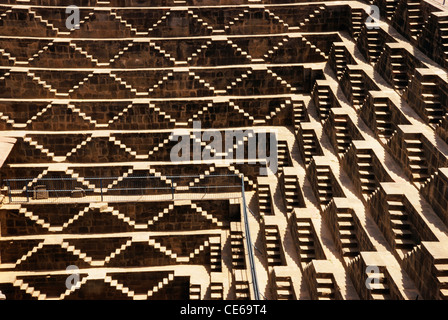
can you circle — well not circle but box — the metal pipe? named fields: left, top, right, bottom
left=241, top=175, right=260, bottom=300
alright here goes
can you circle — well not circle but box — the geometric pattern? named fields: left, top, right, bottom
left=2, top=0, right=448, bottom=301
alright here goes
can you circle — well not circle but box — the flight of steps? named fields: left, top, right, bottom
left=333, top=115, right=352, bottom=155
left=210, top=282, right=223, bottom=300
left=330, top=43, right=349, bottom=79
left=434, top=258, right=448, bottom=300
left=347, top=69, right=366, bottom=108
left=420, top=80, right=444, bottom=126
left=407, top=0, right=424, bottom=41
left=23, top=136, right=55, bottom=159
left=389, top=49, right=408, bottom=90
left=356, top=150, right=378, bottom=197
left=316, top=165, right=333, bottom=207
left=351, top=8, right=364, bottom=40
left=230, top=226, right=246, bottom=269
left=296, top=219, right=316, bottom=267
left=313, top=83, right=332, bottom=121
left=0, top=71, right=11, bottom=81
left=315, top=272, right=338, bottom=300
left=275, top=276, right=295, bottom=300
left=368, top=267, right=392, bottom=299
left=299, top=6, right=326, bottom=29
left=0, top=48, right=17, bottom=65
left=12, top=278, right=46, bottom=300
left=263, top=37, right=289, bottom=61
left=336, top=209, right=360, bottom=258
left=404, top=138, right=430, bottom=185
left=234, top=279, right=250, bottom=300
left=293, top=101, right=307, bottom=134
left=26, top=72, right=60, bottom=96
left=189, top=284, right=201, bottom=300
left=257, top=183, right=273, bottom=216
left=264, top=225, right=283, bottom=266
left=374, top=98, right=394, bottom=141
left=385, top=0, right=400, bottom=20
left=209, top=237, right=222, bottom=272
left=438, top=19, right=448, bottom=64
left=277, top=141, right=291, bottom=173
left=387, top=197, right=416, bottom=252
left=27, top=8, right=69, bottom=35
left=224, top=9, right=250, bottom=33
left=282, top=173, right=303, bottom=212
left=366, top=28, right=382, bottom=63
left=301, top=129, right=319, bottom=165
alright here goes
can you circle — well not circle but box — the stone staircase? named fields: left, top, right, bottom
left=385, top=0, right=400, bottom=20
left=293, top=101, right=307, bottom=133
left=374, top=98, right=394, bottom=141
left=336, top=209, right=360, bottom=259
left=387, top=197, right=417, bottom=252
left=316, top=165, right=334, bottom=207
left=68, top=42, right=103, bottom=66
left=274, top=276, right=295, bottom=300
left=301, top=129, right=320, bottom=165
left=277, top=141, right=291, bottom=174
left=224, top=9, right=250, bottom=33
left=389, top=49, right=409, bottom=90
left=420, top=80, right=445, bottom=126
left=18, top=206, right=53, bottom=230
left=234, top=278, right=250, bottom=300
left=27, top=8, right=68, bottom=35
left=312, top=82, right=332, bottom=121
left=404, top=138, right=430, bottom=185
left=366, top=28, right=382, bottom=64
left=23, top=136, right=55, bottom=159
left=296, top=219, right=316, bottom=267
left=15, top=242, right=45, bottom=266
left=333, top=115, right=352, bottom=155
left=407, top=0, right=424, bottom=41
left=190, top=203, right=223, bottom=227
left=351, top=8, right=364, bottom=40
left=110, top=11, right=148, bottom=36
left=0, top=48, right=17, bottom=65
left=434, top=258, right=448, bottom=300
left=347, top=69, right=366, bottom=108
left=367, top=267, right=392, bottom=299
left=189, top=284, right=201, bottom=300
left=26, top=71, right=60, bottom=96
left=299, top=6, right=326, bottom=29
left=438, top=19, right=448, bottom=65
left=210, top=282, right=223, bottom=300
left=209, top=236, right=222, bottom=272
left=12, top=278, right=46, bottom=300
left=315, top=272, right=338, bottom=300
left=257, top=183, right=273, bottom=216
left=282, top=172, right=303, bottom=213
left=330, top=43, right=349, bottom=79
left=264, top=8, right=289, bottom=29
left=356, top=150, right=378, bottom=197
left=109, top=42, right=137, bottom=65
left=230, top=225, right=246, bottom=269
left=264, top=225, right=283, bottom=266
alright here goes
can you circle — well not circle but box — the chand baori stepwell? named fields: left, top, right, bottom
left=3, top=0, right=448, bottom=301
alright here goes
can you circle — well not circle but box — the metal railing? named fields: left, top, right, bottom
left=240, top=175, right=260, bottom=300
left=2, top=174, right=243, bottom=203
left=1, top=173, right=261, bottom=300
